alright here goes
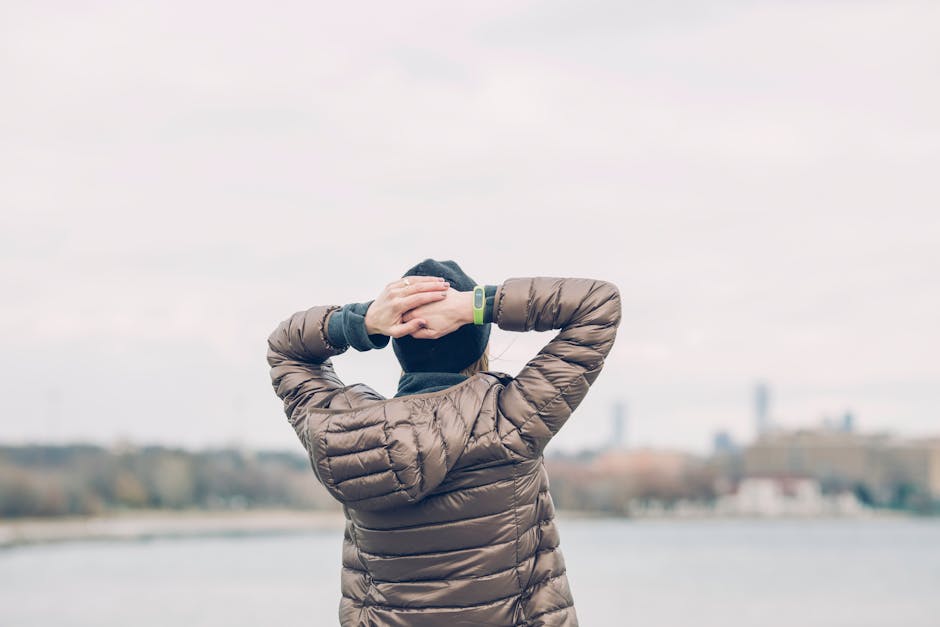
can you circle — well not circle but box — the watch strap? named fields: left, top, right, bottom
left=472, top=285, right=485, bottom=325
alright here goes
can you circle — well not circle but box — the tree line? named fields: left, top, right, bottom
left=0, top=444, right=338, bottom=517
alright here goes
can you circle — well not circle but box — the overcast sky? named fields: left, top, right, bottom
left=1, top=1, right=937, bottom=455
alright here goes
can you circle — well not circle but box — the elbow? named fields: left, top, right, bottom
left=588, top=279, right=622, bottom=329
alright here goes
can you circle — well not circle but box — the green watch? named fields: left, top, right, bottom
left=472, top=285, right=485, bottom=325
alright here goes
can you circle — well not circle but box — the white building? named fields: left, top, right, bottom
left=716, top=476, right=866, bottom=517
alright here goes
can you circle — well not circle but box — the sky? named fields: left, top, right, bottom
left=1, top=1, right=938, bottom=455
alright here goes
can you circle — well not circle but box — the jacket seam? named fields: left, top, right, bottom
left=330, top=475, right=417, bottom=506
left=431, top=398, right=452, bottom=471
left=351, top=493, right=513, bottom=532
left=551, top=281, right=562, bottom=328
left=437, top=382, right=483, bottom=469
left=380, top=404, right=419, bottom=504
left=340, top=568, right=570, bottom=615
left=525, top=278, right=535, bottom=328
left=524, top=595, right=574, bottom=624
left=344, top=543, right=558, bottom=579
left=340, top=385, right=358, bottom=410
left=495, top=283, right=505, bottom=325
left=320, top=306, right=345, bottom=353
left=329, top=457, right=398, bottom=488
left=352, top=517, right=554, bottom=563
left=341, top=564, right=368, bottom=574
left=353, top=517, right=542, bottom=559
left=499, top=372, right=591, bottom=458
left=345, top=521, right=373, bottom=619
left=407, top=413, right=426, bottom=496
left=305, top=373, right=482, bottom=413
left=326, top=419, right=386, bottom=435
left=321, top=412, right=339, bottom=493
left=527, top=571, right=568, bottom=593
left=340, top=590, right=519, bottom=613
left=327, top=443, right=386, bottom=465
left=510, top=460, right=527, bottom=623
left=422, top=472, right=514, bottom=499
left=363, top=545, right=560, bottom=585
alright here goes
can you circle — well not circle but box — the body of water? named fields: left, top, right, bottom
left=1, top=517, right=938, bottom=626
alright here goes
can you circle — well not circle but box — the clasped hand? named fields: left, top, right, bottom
left=364, top=275, right=473, bottom=340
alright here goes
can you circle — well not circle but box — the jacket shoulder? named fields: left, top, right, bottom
left=479, top=370, right=515, bottom=386
left=324, top=383, right=387, bottom=410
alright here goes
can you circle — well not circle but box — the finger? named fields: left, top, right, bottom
left=411, top=326, right=440, bottom=340
left=398, top=290, right=448, bottom=311
left=392, top=279, right=449, bottom=297
left=409, top=324, right=436, bottom=339
left=391, top=318, right=426, bottom=338
left=388, top=275, right=445, bottom=289
left=404, top=275, right=446, bottom=283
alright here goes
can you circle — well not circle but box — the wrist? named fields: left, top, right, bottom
left=483, top=284, right=497, bottom=324
left=327, top=300, right=390, bottom=352
left=364, top=303, right=382, bottom=335
left=461, top=291, right=476, bottom=325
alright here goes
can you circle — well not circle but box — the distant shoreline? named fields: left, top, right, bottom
left=0, top=509, right=346, bottom=549
left=0, top=507, right=919, bottom=550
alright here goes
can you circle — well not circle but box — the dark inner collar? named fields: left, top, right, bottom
left=395, top=371, right=468, bottom=398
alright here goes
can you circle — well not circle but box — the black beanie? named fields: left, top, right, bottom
left=392, top=258, right=491, bottom=373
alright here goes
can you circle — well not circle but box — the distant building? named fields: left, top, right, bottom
left=709, top=430, right=744, bottom=486
left=841, top=411, right=855, bottom=433
left=715, top=476, right=865, bottom=517
left=754, top=381, right=771, bottom=437
left=712, top=430, right=737, bottom=455
left=592, top=447, right=693, bottom=478
left=818, top=411, right=856, bottom=434
left=742, top=429, right=940, bottom=503
left=607, top=400, right=627, bottom=450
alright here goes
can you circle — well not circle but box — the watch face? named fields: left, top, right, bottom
left=474, top=289, right=484, bottom=308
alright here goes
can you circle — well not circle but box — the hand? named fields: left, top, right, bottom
left=364, top=276, right=450, bottom=338
left=400, top=288, right=473, bottom=339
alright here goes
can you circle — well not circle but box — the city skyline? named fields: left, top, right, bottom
left=11, top=377, right=935, bottom=457
left=1, top=2, right=938, bottom=454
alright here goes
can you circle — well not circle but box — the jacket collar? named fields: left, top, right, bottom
left=395, top=371, right=468, bottom=397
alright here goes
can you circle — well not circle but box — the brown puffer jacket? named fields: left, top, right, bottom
left=267, top=277, right=622, bottom=626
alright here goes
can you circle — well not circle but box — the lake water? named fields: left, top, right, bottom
left=1, top=517, right=938, bottom=626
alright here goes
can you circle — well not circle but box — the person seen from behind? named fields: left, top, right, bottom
left=266, top=258, right=622, bottom=626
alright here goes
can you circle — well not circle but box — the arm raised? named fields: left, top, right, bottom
left=267, top=305, right=349, bottom=443
left=267, top=277, right=451, bottom=454
left=494, top=277, right=622, bottom=458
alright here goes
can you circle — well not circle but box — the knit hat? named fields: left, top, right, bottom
left=392, top=258, right=491, bottom=373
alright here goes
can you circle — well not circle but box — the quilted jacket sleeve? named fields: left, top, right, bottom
left=267, top=304, right=350, bottom=445
left=326, top=300, right=391, bottom=352
left=493, top=277, right=622, bottom=458
left=267, top=303, right=479, bottom=512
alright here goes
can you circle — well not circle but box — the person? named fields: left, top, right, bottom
left=266, top=258, right=622, bottom=626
